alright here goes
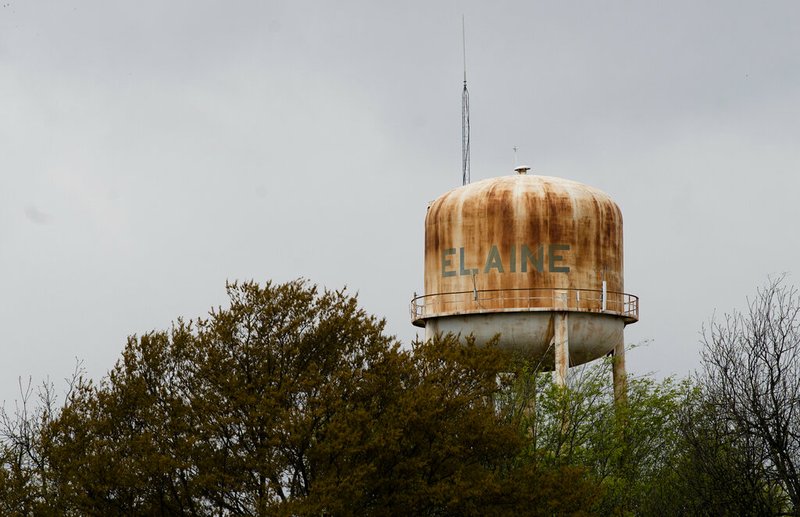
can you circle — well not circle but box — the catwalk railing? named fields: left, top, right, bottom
left=410, top=287, right=639, bottom=327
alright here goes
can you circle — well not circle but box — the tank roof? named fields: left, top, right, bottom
left=433, top=174, right=617, bottom=206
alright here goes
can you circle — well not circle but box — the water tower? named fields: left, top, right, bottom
left=410, top=167, right=639, bottom=395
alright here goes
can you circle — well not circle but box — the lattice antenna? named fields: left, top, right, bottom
left=461, top=15, right=471, bottom=186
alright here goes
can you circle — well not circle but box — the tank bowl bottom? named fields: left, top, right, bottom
left=424, top=311, right=625, bottom=369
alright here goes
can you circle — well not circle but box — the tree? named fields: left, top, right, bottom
left=0, top=367, right=84, bottom=515
left=503, top=355, right=689, bottom=515
left=0, top=279, right=604, bottom=515
left=693, top=276, right=800, bottom=514
left=652, top=393, right=786, bottom=516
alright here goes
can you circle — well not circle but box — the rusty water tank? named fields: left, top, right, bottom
left=411, top=171, right=639, bottom=368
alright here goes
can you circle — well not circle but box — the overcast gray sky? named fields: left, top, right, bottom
left=2, top=0, right=799, bottom=404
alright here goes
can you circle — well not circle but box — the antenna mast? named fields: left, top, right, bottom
left=461, top=16, right=471, bottom=186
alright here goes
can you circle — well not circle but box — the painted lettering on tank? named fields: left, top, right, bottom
left=483, top=245, right=504, bottom=273
left=549, top=244, right=570, bottom=273
left=442, top=248, right=456, bottom=277
left=458, top=247, right=478, bottom=276
left=521, top=245, right=544, bottom=273
left=442, top=244, right=572, bottom=277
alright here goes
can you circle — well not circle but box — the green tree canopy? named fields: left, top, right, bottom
left=2, top=280, right=604, bottom=515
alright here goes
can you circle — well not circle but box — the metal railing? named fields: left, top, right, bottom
left=410, top=287, right=639, bottom=326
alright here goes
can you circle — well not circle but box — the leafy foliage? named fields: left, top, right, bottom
left=502, top=352, right=690, bottom=515
left=0, top=280, right=602, bottom=515
left=6, top=277, right=797, bottom=515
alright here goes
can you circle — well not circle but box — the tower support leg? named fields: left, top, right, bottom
left=553, top=312, right=569, bottom=387
left=612, top=340, right=627, bottom=406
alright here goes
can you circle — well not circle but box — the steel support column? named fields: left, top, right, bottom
left=553, top=312, right=569, bottom=386
left=612, top=340, right=627, bottom=406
